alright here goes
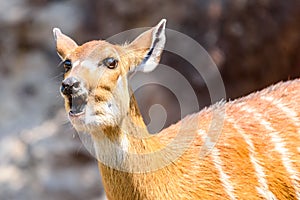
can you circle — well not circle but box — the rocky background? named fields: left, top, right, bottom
left=1, top=0, right=300, bottom=199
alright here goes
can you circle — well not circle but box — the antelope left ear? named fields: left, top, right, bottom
left=128, top=19, right=166, bottom=73
left=53, top=28, right=78, bottom=60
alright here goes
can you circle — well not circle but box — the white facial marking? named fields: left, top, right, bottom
left=72, top=60, right=80, bottom=68
left=81, top=60, right=98, bottom=71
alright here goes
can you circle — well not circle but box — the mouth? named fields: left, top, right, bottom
left=67, top=93, right=88, bottom=117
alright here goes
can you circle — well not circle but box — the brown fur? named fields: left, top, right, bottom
left=54, top=22, right=300, bottom=199
left=98, top=80, right=300, bottom=200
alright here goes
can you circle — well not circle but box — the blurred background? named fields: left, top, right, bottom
left=0, top=0, right=299, bottom=199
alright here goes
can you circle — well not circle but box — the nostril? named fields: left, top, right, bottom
left=61, top=77, right=81, bottom=95
left=73, top=81, right=80, bottom=89
left=61, top=82, right=67, bottom=88
left=61, top=83, right=71, bottom=95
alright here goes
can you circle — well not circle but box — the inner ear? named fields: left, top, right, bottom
left=128, top=19, right=167, bottom=73
left=53, top=28, right=78, bottom=59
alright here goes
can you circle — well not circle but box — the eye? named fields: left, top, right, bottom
left=102, top=57, right=118, bottom=69
left=63, top=59, right=72, bottom=73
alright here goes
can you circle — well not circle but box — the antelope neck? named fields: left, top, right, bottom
left=101, top=94, right=150, bottom=141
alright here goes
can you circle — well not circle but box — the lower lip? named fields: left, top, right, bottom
left=69, top=111, right=85, bottom=117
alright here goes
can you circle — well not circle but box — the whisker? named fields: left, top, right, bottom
left=56, top=60, right=64, bottom=69
left=50, top=72, right=64, bottom=81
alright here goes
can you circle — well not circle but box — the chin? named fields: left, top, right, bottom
left=68, top=106, right=121, bottom=133
left=67, top=110, right=87, bottom=132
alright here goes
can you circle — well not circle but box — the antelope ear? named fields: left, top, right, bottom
left=128, top=19, right=166, bottom=73
left=53, top=28, right=78, bottom=59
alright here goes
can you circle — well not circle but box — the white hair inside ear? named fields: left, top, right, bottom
left=133, top=19, right=167, bottom=73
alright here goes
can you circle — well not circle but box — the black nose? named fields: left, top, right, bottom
left=61, top=77, right=81, bottom=96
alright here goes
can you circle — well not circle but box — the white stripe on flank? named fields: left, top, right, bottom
left=212, top=148, right=236, bottom=200
left=261, top=95, right=300, bottom=136
left=242, top=105, right=300, bottom=199
left=227, top=117, right=277, bottom=200
left=199, top=131, right=236, bottom=200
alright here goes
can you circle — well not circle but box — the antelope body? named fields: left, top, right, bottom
left=53, top=20, right=300, bottom=199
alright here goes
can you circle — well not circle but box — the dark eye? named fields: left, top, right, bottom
left=103, top=57, right=118, bottom=69
left=63, top=59, right=72, bottom=72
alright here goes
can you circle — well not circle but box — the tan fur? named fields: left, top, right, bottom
left=54, top=21, right=300, bottom=199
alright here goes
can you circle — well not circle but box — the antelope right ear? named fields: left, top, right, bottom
left=127, top=19, right=166, bottom=73
left=53, top=28, right=78, bottom=59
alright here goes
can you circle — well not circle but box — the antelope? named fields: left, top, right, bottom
left=53, top=19, right=300, bottom=199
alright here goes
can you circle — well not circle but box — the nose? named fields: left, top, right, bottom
left=61, top=77, right=81, bottom=96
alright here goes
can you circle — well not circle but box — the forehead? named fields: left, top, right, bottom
left=70, top=40, right=119, bottom=61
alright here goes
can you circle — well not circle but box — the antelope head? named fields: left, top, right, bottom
left=53, top=20, right=166, bottom=135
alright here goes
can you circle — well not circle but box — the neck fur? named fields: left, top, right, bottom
left=91, top=92, right=201, bottom=199
left=91, top=94, right=163, bottom=172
